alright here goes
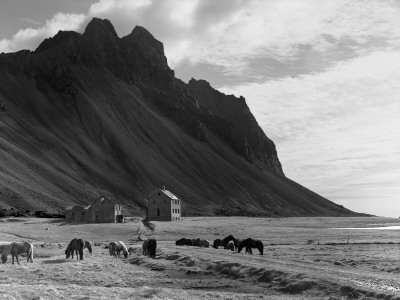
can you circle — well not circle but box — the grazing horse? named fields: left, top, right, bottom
left=198, top=239, right=210, bottom=248
left=109, top=242, right=117, bottom=257
left=147, top=239, right=157, bottom=258
left=221, top=235, right=239, bottom=250
left=1, top=242, right=34, bottom=264
left=175, top=238, right=193, bottom=246
left=238, top=238, right=264, bottom=255
left=128, top=247, right=135, bottom=255
left=142, top=240, right=149, bottom=256
left=226, top=240, right=235, bottom=251
left=115, top=241, right=128, bottom=258
left=65, top=238, right=84, bottom=260
left=84, top=241, right=93, bottom=254
left=192, top=238, right=200, bottom=247
left=213, top=239, right=221, bottom=249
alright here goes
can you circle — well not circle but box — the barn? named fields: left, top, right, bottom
left=65, top=196, right=123, bottom=223
left=147, top=187, right=181, bottom=221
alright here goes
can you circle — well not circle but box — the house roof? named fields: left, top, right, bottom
left=65, top=204, right=86, bottom=211
left=90, top=196, right=121, bottom=206
left=65, top=196, right=121, bottom=211
left=163, top=190, right=179, bottom=200
left=150, top=189, right=179, bottom=200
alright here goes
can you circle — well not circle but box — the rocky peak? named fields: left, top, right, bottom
left=83, top=18, right=119, bottom=41
left=122, top=26, right=168, bottom=71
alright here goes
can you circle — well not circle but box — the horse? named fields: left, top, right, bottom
left=147, top=239, right=157, bottom=258
left=221, top=235, right=239, bottom=250
left=1, top=242, right=34, bottom=264
left=65, top=238, right=84, bottom=260
left=84, top=241, right=93, bottom=254
left=226, top=240, right=235, bottom=251
left=128, top=247, right=135, bottom=255
left=71, top=240, right=92, bottom=257
left=175, top=238, right=193, bottom=246
left=238, top=238, right=264, bottom=255
left=213, top=239, right=221, bottom=249
left=115, top=241, right=128, bottom=258
left=198, top=239, right=210, bottom=248
left=192, top=238, right=200, bottom=247
left=142, top=240, right=149, bottom=256
left=109, top=242, right=117, bottom=257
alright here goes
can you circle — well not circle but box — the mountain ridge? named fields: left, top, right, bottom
left=0, top=18, right=359, bottom=217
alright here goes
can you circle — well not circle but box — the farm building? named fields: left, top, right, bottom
left=65, top=196, right=123, bottom=223
left=147, top=187, right=181, bottom=221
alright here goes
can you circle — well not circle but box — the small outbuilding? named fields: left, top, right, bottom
left=147, top=187, right=181, bottom=221
left=65, top=196, right=123, bottom=223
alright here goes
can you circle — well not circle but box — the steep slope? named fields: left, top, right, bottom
left=0, top=18, right=356, bottom=216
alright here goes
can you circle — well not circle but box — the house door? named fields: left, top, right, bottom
left=95, top=215, right=99, bottom=223
left=156, top=209, right=160, bottom=217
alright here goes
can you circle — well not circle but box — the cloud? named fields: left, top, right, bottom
left=0, top=13, right=86, bottom=53
left=220, top=50, right=400, bottom=216
left=2, top=0, right=400, bottom=77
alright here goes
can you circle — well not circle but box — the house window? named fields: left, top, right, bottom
left=72, top=212, right=74, bottom=216
left=82, top=212, right=85, bottom=216
left=158, top=193, right=161, bottom=196
left=157, top=208, right=160, bottom=216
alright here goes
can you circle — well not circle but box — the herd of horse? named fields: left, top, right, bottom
left=176, top=234, right=264, bottom=255
left=1, top=234, right=262, bottom=265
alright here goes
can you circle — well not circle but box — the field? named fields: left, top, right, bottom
left=1, top=216, right=400, bottom=299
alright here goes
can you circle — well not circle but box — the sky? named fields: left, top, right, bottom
left=0, top=0, right=399, bottom=217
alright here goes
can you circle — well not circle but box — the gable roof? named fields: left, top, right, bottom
left=65, top=196, right=120, bottom=211
left=65, top=204, right=87, bottom=211
left=90, top=196, right=120, bottom=206
left=149, top=189, right=179, bottom=200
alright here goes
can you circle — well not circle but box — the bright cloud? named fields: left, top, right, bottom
left=0, top=13, right=86, bottom=53
left=220, top=50, right=400, bottom=217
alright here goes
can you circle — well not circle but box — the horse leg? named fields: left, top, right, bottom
left=79, top=249, right=83, bottom=260
left=12, top=254, right=14, bottom=264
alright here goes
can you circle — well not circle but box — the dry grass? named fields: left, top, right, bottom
left=0, top=216, right=400, bottom=299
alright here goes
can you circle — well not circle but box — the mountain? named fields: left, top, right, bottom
left=0, top=18, right=357, bottom=217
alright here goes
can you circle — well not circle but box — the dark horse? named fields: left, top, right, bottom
left=238, top=238, right=263, bottom=255
left=213, top=239, right=221, bottom=249
left=221, top=235, right=239, bottom=250
left=65, top=238, right=84, bottom=260
left=175, top=238, right=193, bottom=246
left=147, top=239, right=157, bottom=258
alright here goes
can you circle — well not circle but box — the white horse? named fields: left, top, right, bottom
left=1, top=241, right=34, bottom=264
left=115, top=241, right=128, bottom=258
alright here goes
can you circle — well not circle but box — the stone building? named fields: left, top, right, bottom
left=147, top=187, right=181, bottom=221
left=65, top=196, right=122, bottom=223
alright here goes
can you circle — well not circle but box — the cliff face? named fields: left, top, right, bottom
left=0, top=18, right=355, bottom=216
